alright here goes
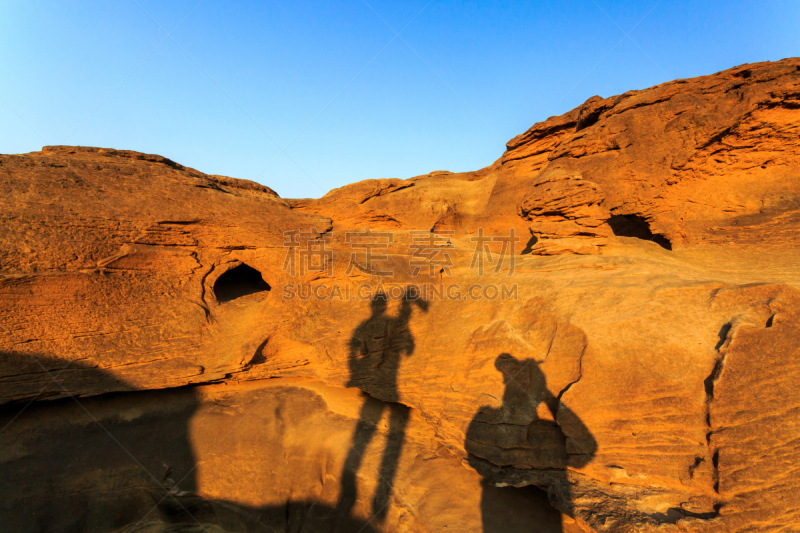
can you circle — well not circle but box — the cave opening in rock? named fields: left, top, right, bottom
left=214, top=263, right=270, bottom=303
left=607, top=214, right=672, bottom=250
left=575, top=110, right=602, bottom=132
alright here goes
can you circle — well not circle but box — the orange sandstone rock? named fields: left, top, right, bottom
left=2, top=58, right=800, bottom=532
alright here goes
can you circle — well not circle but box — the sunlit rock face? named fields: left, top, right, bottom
left=2, top=58, right=800, bottom=533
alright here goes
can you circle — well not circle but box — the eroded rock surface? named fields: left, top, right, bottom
left=2, top=58, right=800, bottom=532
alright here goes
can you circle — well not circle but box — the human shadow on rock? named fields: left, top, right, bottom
left=335, top=291, right=428, bottom=525
left=465, top=353, right=597, bottom=533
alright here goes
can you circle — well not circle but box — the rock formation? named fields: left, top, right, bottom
left=1, top=58, right=799, bottom=532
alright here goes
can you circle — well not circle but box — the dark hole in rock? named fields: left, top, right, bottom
left=607, top=214, right=672, bottom=250
left=214, top=264, right=270, bottom=303
left=714, top=323, right=732, bottom=351
left=249, top=338, right=269, bottom=365
left=575, top=110, right=602, bottom=132
left=521, top=234, right=538, bottom=254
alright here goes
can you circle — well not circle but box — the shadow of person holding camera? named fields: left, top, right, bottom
left=466, top=353, right=596, bottom=532
left=336, top=290, right=429, bottom=524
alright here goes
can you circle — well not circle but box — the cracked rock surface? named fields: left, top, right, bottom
left=2, top=58, right=800, bottom=532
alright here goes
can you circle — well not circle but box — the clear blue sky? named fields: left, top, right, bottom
left=2, top=1, right=798, bottom=198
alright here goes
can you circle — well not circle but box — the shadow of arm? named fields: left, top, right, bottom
left=556, top=401, right=597, bottom=468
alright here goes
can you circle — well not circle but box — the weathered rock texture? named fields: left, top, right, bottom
left=2, top=58, right=800, bottom=532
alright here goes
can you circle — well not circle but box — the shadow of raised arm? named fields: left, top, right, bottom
left=554, top=399, right=597, bottom=468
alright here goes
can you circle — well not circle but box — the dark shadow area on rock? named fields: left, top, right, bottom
left=465, top=353, right=597, bottom=533
left=480, top=482, right=568, bottom=533
left=0, top=351, right=379, bottom=533
left=0, top=351, right=201, bottom=532
left=521, top=234, right=538, bottom=254
left=152, top=498, right=379, bottom=533
left=336, top=291, right=428, bottom=525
